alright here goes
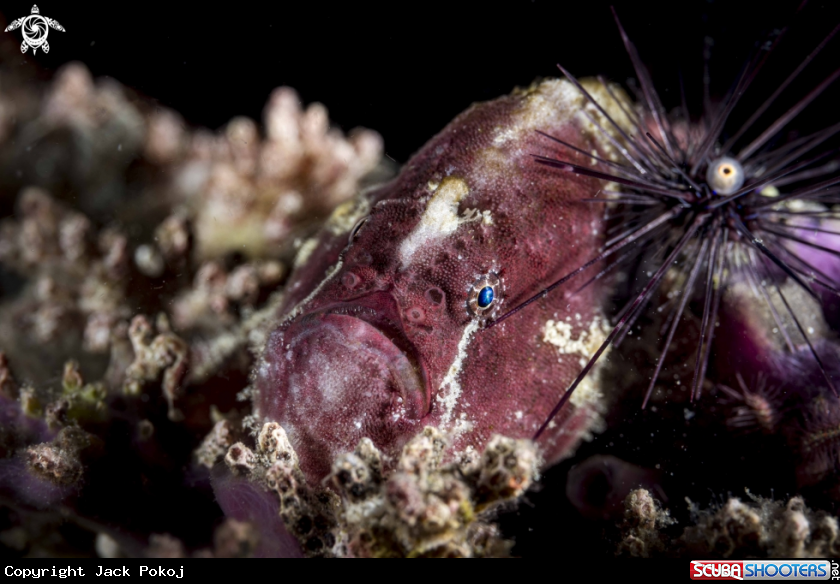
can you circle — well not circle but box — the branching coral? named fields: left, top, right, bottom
left=0, top=53, right=387, bottom=557
left=137, top=84, right=386, bottom=262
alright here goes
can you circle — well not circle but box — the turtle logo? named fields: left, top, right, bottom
left=5, top=5, right=65, bottom=55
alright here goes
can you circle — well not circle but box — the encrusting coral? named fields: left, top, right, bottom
left=211, top=423, right=538, bottom=557
left=616, top=488, right=676, bottom=557
left=616, top=488, right=840, bottom=558
left=682, top=494, right=840, bottom=558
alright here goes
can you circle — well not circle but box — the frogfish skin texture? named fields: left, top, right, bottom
left=254, top=78, right=634, bottom=483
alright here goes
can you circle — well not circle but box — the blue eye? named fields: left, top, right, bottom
left=467, top=273, right=502, bottom=317
left=477, top=286, right=494, bottom=308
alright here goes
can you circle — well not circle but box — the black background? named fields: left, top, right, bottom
left=2, top=0, right=839, bottom=163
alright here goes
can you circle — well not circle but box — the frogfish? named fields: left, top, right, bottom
left=249, top=78, right=634, bottom=483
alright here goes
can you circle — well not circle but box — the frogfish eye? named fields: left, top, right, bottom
left=706, top=156, right=745, bottom=195
left=467, top=273, right=502, bottom=317
left=477, top=286, right=494, bottom=308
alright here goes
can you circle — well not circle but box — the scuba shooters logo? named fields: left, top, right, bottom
left=690, top=560, right=838, bottom=580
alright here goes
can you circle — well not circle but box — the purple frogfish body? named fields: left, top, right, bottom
left=253, top=79, right=634, bottom=483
